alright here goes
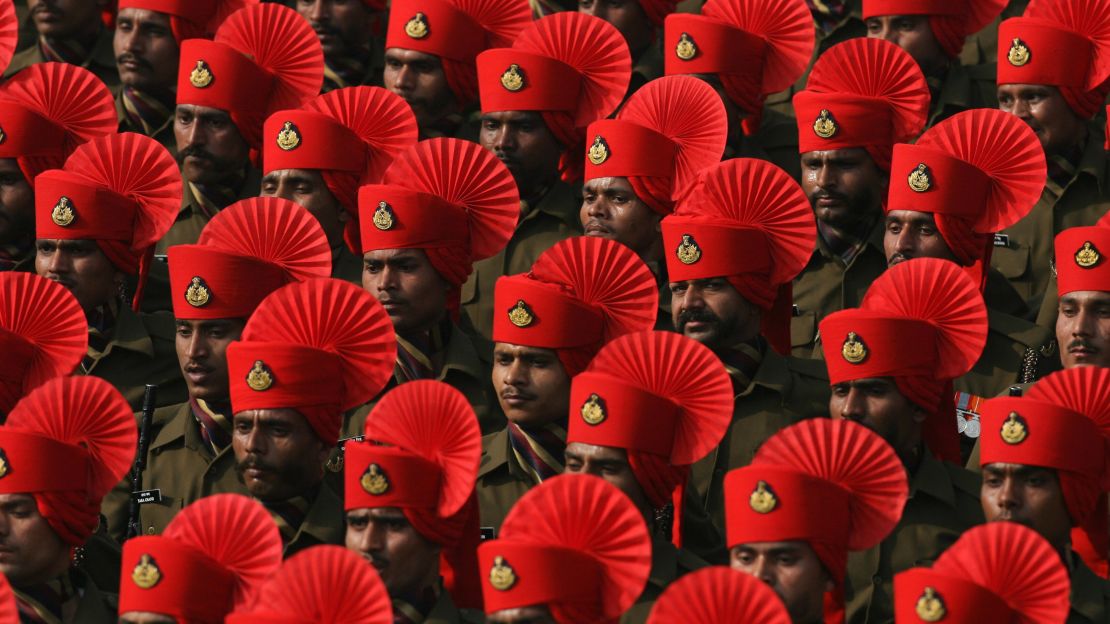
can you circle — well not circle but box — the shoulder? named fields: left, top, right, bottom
left=784, top=354, right=830, bottom=383
left=942, top=461, right=983, bottom=500
left=139, top=310, right=178, bottom=341
left=478, top=429, right=509, bottom=478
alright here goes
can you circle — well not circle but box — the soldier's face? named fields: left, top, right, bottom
left=480, top=111, right=564, bottom=201
left=830, top=378, right=925, bottom=463
left=865, top=15, right=948, bottom=76
left=384, top=49, right=458, bottom=130
left=345, top=507, right=441, bottom=598
left=730, top=541, right=833, bottom=624
left=28, top=0, right=105, bottom=40
left=486, top=607, right=558, bottom=624
left=670, top=278, right=760, bottom=352
left=174, top=105, right=251, bottom=186
left=296, top=0, right=376, bottom=59
left=118, top=612, right=176, bottom=624
left=174, top=319, right=245, bottom=404
left=578, top=0, right=654, bottom=58
left=1057, top=291, right=1110, bottom=369
left=260, top=169, right=349, bottom=249
left=801, top=148, right=886, bottom=235
left=114, top=8, right=179, bottom=93
left=564, top=443, right=652, bottom=519
left=580, top=177, right=663, bottom=261
left=492, top=343, right=571, bottom=428
left=998, top=84, right=1088, bottom=158
left=362, top=248, right=451, bottom=336
left=35, top=238, right=123, bottom=313
left=233, top=408, right=330, bottom=502
left=883, top=210, right=960, bottom=266
left=981, top=463, right=1073, bottom=551
left=0, top=494, right=71, bottom=586
left=0, top=159, right=33, bottom=248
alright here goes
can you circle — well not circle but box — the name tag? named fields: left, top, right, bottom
left=791, top=305, right=801, bottom=317
left=131, top=489, right=163, bottom=505
left=993, top=234, right=1010, bottom=247
left=480, top=527, right=496, bottom=541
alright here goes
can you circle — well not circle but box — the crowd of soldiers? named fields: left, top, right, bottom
left=0, top=0, right=1106, bottom=621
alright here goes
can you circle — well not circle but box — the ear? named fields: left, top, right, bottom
left=337, top=205, right=352, bottom=225
left=910, top=402, right=929, bottom=425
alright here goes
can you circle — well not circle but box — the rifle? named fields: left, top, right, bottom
left=125, top=384, right=158, bottom=541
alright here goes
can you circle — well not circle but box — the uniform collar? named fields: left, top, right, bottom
left=285, top=483, right=345, bottom=555
left=522, top=180, right=580, bottom=230
left=1069, top=552, right=1110, bottom=623
left=908, top=447, right=957, bottom=508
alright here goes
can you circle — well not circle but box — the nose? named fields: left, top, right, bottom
left=750, top=556, right=774, bottom=585
left=391, top=65, right=415, bottom=92
left=996, top=477, right=1020, bottom=512
left=585, top=195, right=608, bottom=219
left=836, top=388, right=866, bottom=422
left=491, top=127, right=515, bottom=154
left=45, top=248, right=69, bottom=276
left=814, top=163, right=835, bottom=191
left=502, top=358, right=525, bottom=388
left=892, top=227, right=914, bottom=258
left=307, top=0, right=327, bottom=22
left=376, top=266, right=399, bottom=292
left=184, top=331, right=206, bottom=361
left=359, top=522, right=385, bottom=553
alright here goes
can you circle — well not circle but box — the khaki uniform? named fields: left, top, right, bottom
left=791, top=221, right=887, bottom=359
left=114, top=90, right=177, bottom=157
left=156, top=168, right=263, bottom=252
left=1069, top=554, right=1110, bottom=624
left=844, top=450, right=983, bottom=624
left=460, top=181, right=582, bottom=340
left=926, top=62, right=998, bottom=129
left=4, top=28, right=119, bottom=89
left=690, top=348, right=832, bottom=532
left=13, top=568, right=118, bottom=624
left=333, top=244, right=364, bottom=285
left=955, top=307, right=1060, bottom=401
left=751, top=106, right=802, bottom=182
left=626, top=43, right=663, bottom=101
left=621, top=535, right=708, bottom=624
left=424, top=590, right=486, bottom=624
left=79, top=525, right=122, bottom=594
left=475, top=426, right=534, bottom=534
left=81, top=307, right=187, bottom=412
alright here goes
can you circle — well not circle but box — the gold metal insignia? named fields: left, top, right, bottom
left=131, top=554, right=162, bottom=590
left=373, top=201, right=395, bottom=231
left=587, top=135, right=610, bottom=166
left=507, top=300, right=534, bottom=328
left=580, top=393, right=606, bottom=425
left=246, top=360, right=274, bottom=392
left=0, top=449, right=9, bottom=479
left=813, top=109, right=838, bottom=139
left=915, top=587, right=946, bottom=622
left=1007, top=38, right=1030, bottom=67
left=189, top=60, right=213, bottom=88
left=675, top=32, right=697, bottom=61
left=908, top=163, right=932, bottom=193
left=185, top=276, right=211, bottom=308
left=276, top=121, right=301, bottom=151
left=676, top=234, right=701, bottom=265
left=51, top=196, right=75, bottom=227
left=360, top=463, right=390, bottom=495
left=749, top=480, right=777, bottom=514
left=1000, top=411, right=1028, bottom=445
left=489, top=555, right=516, bottom=591
left=405, top=12, right=429, bottom=39
left=501, top=64, right=524, bottom=92
left=841, top=332, right=867, bottom=364
left=1076, top=241, right=1101, bottom=268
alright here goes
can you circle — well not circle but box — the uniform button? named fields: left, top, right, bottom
left=872, top=575, right=882, bottom=585
left=147, top=526, right=155, bottom=535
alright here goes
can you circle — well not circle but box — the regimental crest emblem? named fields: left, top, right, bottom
left=51, top=196, right=75, bottom=227
left=813, top=109, right=838, bottom=139
left=361, top=463, right=390, bottom=495
left=276, top=121, right=301, bottom=151
left=915, top=587, right=947, bottom=622
left=1007, top=38, right=1031, bottom=67
left=185, top=276, right=211, bottom=308
left=1075, top=241, right=1101, bottom=268
left=131, top=554, right=162, bottom=590
left=676, top=234, right=701, bottom=265
left=675, top=32, right=697, bottom=61
left=189, top=60, right=213, bottom=88
left=489, top=556, right=517, bottom=591
left=246, top=360, right=274, bottom=392
left=587, top=135, right=610, bottom=166
left=841, top=332, right=867, bottom=364
left=1000, top=411, right=1028, bottom=445
left=749, top=480, right=778, bottom=514
left=507, top=300, right=534, bottom=328
left=0, top=448, right=10, bottom=479
left=908, top=163, right=932, bottom=193
left=501, top=64, right=524, bottom=92
left=373, top=201, right=395, bottom=231
left=405, top=12, right=429, bottom=39
left=580, top=393, right=606, bottom=425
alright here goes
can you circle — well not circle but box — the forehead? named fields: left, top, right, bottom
left=481, top=110, right=545, bottom=125
left=833, top=376, right=898, bottom=390
left=36, top=238, right=98, bottom=250
left=174, top=318, right=244, bottom=331
left=117, top=7, right=172, bottom=26
left=384, top=48, right=441, bottom=65
left=583, top=176, right=634, bottom=193
left=885, top=209, right=937, bottom=224
left=564, top=441, right=627, bottom=462
left=492, top=342, right=559, bottom=358
left=1061, top=291, right=1110, bottom=306
left=734, top=540, right=815, bottom=555
left=232, top=408, right=307, bottom=424
left=982, top=462, right=1055, bottom=476
left=175, top=104, right=231, bottom=120
left=0, top=493, right=36, bottom=506
left=997, top=83, right=1057, bottom=97
left=362, top=248, right=430, bottom=263
left=800, top=147, right=872, bottom=163
left=348, top=506, right=407, bottom=520
left=262, top=168, right=326, bottom=184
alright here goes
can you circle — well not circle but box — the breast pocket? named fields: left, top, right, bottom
left=991, top=243, right=1030, bottom=281
left=791, top=311, right=818, bottom=352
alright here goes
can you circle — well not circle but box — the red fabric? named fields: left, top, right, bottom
left=167, top=247, right=289, bottom=320
left=477, top=542, right=602, bottom=618
left=818, top=312, right=940, bottom=383
left=1056, top=224, right=1110, bottom=296
left=662, top=14, right=766, bottom=119
left=639, top=0, right=678, bottom=26
left=568, top=372, right=682, bottom=458
left=408, top=494, right=483, bottom=609
left=263, top=111, right=368, bottom=178
left=120, top=536, right=236, bottom=622
left=177, top=39, right=275, bottom=149
left=386, top=0, right=488, bottom=63
left=894, top=568, right=1015, bottom=622
left=476, top=49, right=583, bottom=114
left=795, top=93, right=895, bottom=166
left=887, top=144, right=991, bottom=221
left=997, top=18, right=1102, bottom=117
left=894, top=376, right=960, bottom=464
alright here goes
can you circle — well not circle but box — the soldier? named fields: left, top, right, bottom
left=464, top=12, right=631, bottom=339
left=117, top=494, right=283, bottom=624
left=164, top=3, right=323, bottom=250
left=477, top=236, right=657, bottom=531
left=894, top=523, right=1071, bottom=623
left=646, top=566, right=792, bottom=624
left=101, top=197, right=332, bottom=539
left=1054, top=214, right=1110, bottom=370
left=662, top=0, right=813, bottom=179
left=296, top=0, right=386, bottom=93
left=991, top=1, right=1110, bottom=314
left=217, top=278, right=395, bottom=556
left=660, top=157, right=830, bottom=530
left=579, top=0, right=672, bottom=96
left=351, top=138, right=516, bottom=437
left=260, top=86, right=418, bottom=283
left=789, top=38, right=929, bottom=359
left=580, top=75, right=727, bottom=329
left=0, top=376, right=134, bottom=622
left=33, top=132, right=186, bottom=410
left=862, top=0, right=1005, bottom=126
left=381, top=0, right=529, bottom=138
left=564, top=330, right=733, bottom=619
left=819, top=258, right=987, bottom=623
left=7, top=0, right=118, bottom=87
left=478, top=474, right=652, bottom=624
left=345, top=381, right=484, bottom=620
left=725, top=419, right=907, bottom=624
left=978, top=367, right=1110, bottom=622
left=113, top=0, right=253, bottom=153
left=0, top=63, right=115, bottom=273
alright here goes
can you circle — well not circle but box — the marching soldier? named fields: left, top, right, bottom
left=1054, top=214, right=1110, bottom=370
left=296, top=0, right=386, bottom=93
left=579, top=0, right=673, bottom=96
left=7, top=0, right=118, bottom=88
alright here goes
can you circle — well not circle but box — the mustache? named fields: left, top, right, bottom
left=676, top=308, right=718, bottom=330
left=1068, top=339, right=1099, bottom=352
left=116, top=53, right=151, bottom=69
left=236, top=457, right=276, bottom=475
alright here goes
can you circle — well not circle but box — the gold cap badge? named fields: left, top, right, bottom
left=361, top=463, right=390, bottom=495
left=276, top=121, right=301, bottom=151
left=813, top=109, right=838, bottom=139
left=508, top=300, right=534, bottom=328
left=189, top=60, right=213, bottom=88
left=915, top=587, right=946, bottom=622
left=246, top=360, right=274, bottom=392
left=676, top=234, right=701, bottom=265
left=675, top=32, right=697, bottom=61
left=373, top=201, right=395, bottom=231
left=1000, top=411, right=1028, bottom=445
left=1075, top=241, right=1101, bottom=268
left=405, top=12, right=429, bottom=39
left=1007, top=38, right=1030, bottom=67
left=908, top=163, right=932, bottom=193
left=0, top=448, right=10, bottom=479
left=501, top=64, right=524, bottom=92
left=185, top=276, right=211, bottom=308
left=749, top=480, right=778, bottom=514
left=489, top=555, right=517, bottom=591
left=841, top=332, right=867, bottom=364
left=51, top=196, right=75, bottom=227
left=587, top=135, right=610, bottom=166
left=580, top=393, right=606, bottom=425
left=131, top=554, right=162, bottom=590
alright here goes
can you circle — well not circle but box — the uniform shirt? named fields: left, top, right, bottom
left=115, top=88, right=177, bottom=158
left=80, top=306, right=187, bottom=411
left=13, top=567, right=118, bottom=624
left=4, top=27, right=119, bottom=89
left=626, top=42, right=663, bottom=102
left=956, top=307, right=1059, bottom=402
left=925, top=61, right=997, bottom=129
left=475, top=426, right=544, bottom=534
left=332, top=244, right=364, bottom=286
left=1069, top=552, right=1110, bottom=624
left=398, top=588, right=486, bottom=624
left=620, top=534, right=708, bottom=624
left=156, top=166, right=263, bottom=252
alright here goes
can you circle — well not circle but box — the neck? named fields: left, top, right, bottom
left=817, top=215, right=878, bottom=251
